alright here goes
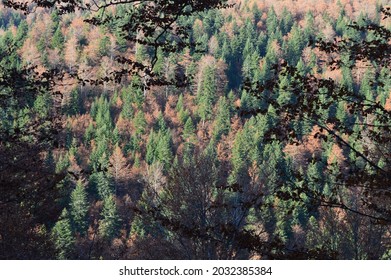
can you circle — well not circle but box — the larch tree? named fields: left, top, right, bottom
left=109, top=145, right=128, bottom=195
left=64, top=34, right=79, bottom=71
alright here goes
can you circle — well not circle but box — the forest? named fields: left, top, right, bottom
left=0, top=0, right=390, bottom=259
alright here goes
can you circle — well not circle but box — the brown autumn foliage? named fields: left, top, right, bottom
left=64, top=35, right=79, bottom=70
left=384, top=92, right=391, bottom=111
left=284, top=125, right=323, bottom=167
left=109, top=145, right=129, bottom=194
left=327, top=143, right=347, bottom=166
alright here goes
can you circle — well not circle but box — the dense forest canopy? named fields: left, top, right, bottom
left=0, top=0, right=390, bottom=259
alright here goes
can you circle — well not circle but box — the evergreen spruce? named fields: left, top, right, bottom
left=69, top=181, right=89, bottom=235
left=52, top=209, right=74, bottom=260
left=99, top=195, right=119, bottom=240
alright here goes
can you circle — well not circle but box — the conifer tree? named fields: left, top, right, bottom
left=124, top=76, right=140, bottom=101
left=287, top=23, right=304, bottom=65
left=377, top=67, right=390, bottom=105
left=0, top=31, right=17, bottom=69
left=212, top=96, right=230, bottom=142
left=277, top=75, right=295, bottom=106
left=45, top=150, right=56, bottom=173
left=197, top=65, right=216, bottom=125
left=335, top=9, right=347, bottom=36
left=257, top=32, right=268, bottom=57
left=52, top=209, right=74, bottom=259
left=14, top=20, right=28, bottom=48
left=89, top=137, right=110, bottom=172
left=66, top=89, right=82, bottom=116
left=274, top=199, right=291, bottom=244
left=90, top=172, right=113, bottom=200
left=228, top=124, right=253, bottom=185
left=296, top=58, right=307, bottom=75
left=304, top=11, right=315, bottom=40
left=153, top=47, right=164, bottom=75
left=221, top=38, right=231, bottom=62
left=69, top=181, right=89, bottom=235
left=178, top=108, right=190, bottom=125
left=99, top=195, right=119, bottom=240
left=335, top=101, right=348, bottom=126
left=359, top=70, right=375, bottom=101
left=266, top=7, right=279, bottom=35
left=176, top=94, right=184, bottom=112
left=84, top=123, right=95, bottom=146
left=243, top=37, right=255, bottom=61
left=51, top=25, right=65, bottom=51
left=33, top=91, right=52, bottom=118
left=182, top=117, right=196, bottom=141
left=113, top=21, right=127, bottom=52
left=280, top=7, right=294, bottom=35
left=121, top=86, right=134, bottom=120
left=156, top=130, right=173, bottom=169
left=50, top=10, right=60, bottom=31
left=135, top=43, right=148, bottom=63
left=38, top=38, right=50, bottom=65
left=341, top=67, right=354, bottom=91
left=155, top=112, right=167, bottom=132
left=307, top=160, right=324, bottom=194
left=305, top=216, right=321, bottom=250
left=112, top=127, right=120, bottom=146
left=133, top=111, right=146, bottom=136
left=146, top=130, right=158, bottom=165
left=109, top=144, right=127, bottom=194
left=98, top=35, right=110, bottom=57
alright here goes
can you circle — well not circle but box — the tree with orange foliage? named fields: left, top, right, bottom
left=64, top=35, right=79, bottom=71
left=109, top=145, right=129, bottom=195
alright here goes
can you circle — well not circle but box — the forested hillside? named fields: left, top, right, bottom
left=0, top=0, right=390, bottom=259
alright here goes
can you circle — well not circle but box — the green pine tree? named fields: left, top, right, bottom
left=14, top=20, right=28, bottom=48
left=69, top=181, right=89, bottom=235
left=266, top=6, right=279, bottom=35
left=277, top=75, right=295, bottom=106
left=90, top=172, right=113, bottom=200
left=197, top=65, right=216, bottom=124
left=121, top=86, right=134, bottom=120
left=33, top=92, right=52, bottom=118
left=212, top=96, right=230, bottom=142
left=52, top=209, right=75, bottom=259
left=153, top=47, right=164, bottom=75
left=156, top=130, right=173, bottom=169
left=287, top=23, right=304, bottom=65
left=66, top=89, right=82, bottom=116
left=98, top=35, right=110, bottom=57
left=99, top=195, right=119, bottom=240
left=146, top=130, right=158, bottom=165
left=51, top=25, right=65, bottom=51
left=133, top=111, right=146, bottom=136
left=280, top=7, right=294, bottom=35
left=84, top=123, right=95, bottom=146
left=176, top=94, right=184, bottom=112
left=182, top=117, right=196, bottom=141
left=178, top=108, right=190, bottom=124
